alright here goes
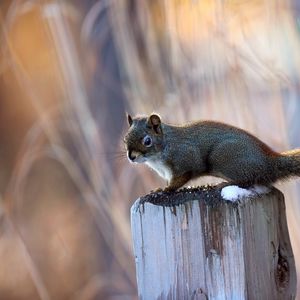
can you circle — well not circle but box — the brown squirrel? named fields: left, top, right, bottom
left=124, top=113, right=300, bottom=192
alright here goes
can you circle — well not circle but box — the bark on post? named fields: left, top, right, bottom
left=130, top=187, right=296, bottom=299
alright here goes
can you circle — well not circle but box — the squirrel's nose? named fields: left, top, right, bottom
left=128, top=150, right=136, bottom=161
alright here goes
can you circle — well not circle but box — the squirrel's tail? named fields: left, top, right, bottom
left=275, top=149, right=300, bottom=180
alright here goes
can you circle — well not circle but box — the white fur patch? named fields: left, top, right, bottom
left=221, top=186, right=253, bottom=202
left=221, top=185, right=270, bottom=202
left=145, top=160, right=172, bottom=182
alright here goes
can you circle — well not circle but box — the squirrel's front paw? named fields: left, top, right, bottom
left=162, top=186, right=176, bottom=193
left=150, top=186, right=177, bottom=193
left=150, top=187, right=163, bottom=193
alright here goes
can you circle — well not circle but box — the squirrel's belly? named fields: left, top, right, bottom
left=145, top=160, right=172, bottom=182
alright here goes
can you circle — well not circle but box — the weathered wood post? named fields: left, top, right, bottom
left=131, top=187, right=296, bottom=299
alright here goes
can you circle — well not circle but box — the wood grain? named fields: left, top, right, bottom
left=131, top=188, right=296, bottom=299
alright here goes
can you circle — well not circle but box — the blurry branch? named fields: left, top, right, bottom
left=0, top=6, right=62, bottom=299
left=73, top=274, right=110, bottom=300
left=0, top=4, right=62, bottom=147
left=80, top=0, right=110, bottom=45
left=13, top=219, right=51, bottom=300
left=111, top=0, right=167, bottom=110
left=42, top=2, right=135, bottom=285
left=43, top=3, right=99, bottom=153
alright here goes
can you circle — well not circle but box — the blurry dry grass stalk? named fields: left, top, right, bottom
left=0, top=0, right=300, bottom=299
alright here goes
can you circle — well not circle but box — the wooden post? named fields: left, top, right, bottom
left=131, top=187, right=296, bottom=299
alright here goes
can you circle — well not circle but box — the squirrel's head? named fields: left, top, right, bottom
left=124, top=113, right=163, bottom=163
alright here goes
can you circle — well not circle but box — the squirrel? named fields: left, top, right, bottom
left=124, top=113, right=300, bottom=192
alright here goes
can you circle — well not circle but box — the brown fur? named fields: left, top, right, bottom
left=124, top=114, right=300, bottom=191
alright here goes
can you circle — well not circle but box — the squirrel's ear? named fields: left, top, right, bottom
left=148, top=114, right=162, bottom=134
left=127, top=113, right=133, bottom=126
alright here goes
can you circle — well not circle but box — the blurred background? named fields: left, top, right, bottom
left=0, top=0, right=300, bottom=299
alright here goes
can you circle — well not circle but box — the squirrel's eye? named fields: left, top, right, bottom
left=143, top=135, right=152, bottom=147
